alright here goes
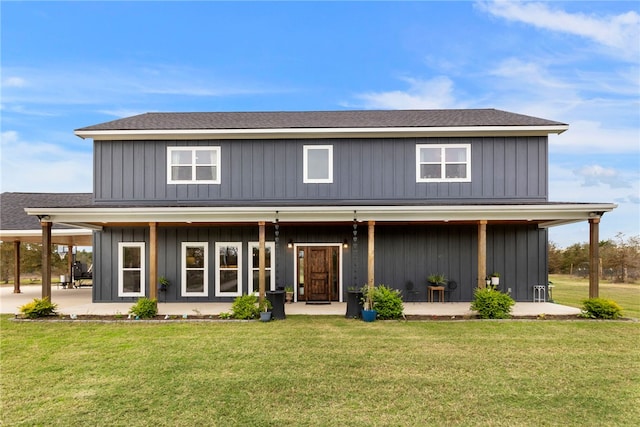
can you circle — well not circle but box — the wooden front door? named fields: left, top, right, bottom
left=305, top=247, right=332, bottom=302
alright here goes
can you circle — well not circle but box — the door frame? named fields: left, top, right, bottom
left=292, top=243, right=344, bottom=303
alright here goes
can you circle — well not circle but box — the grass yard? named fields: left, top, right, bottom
left=550, top=274, right=640, bottom=319
left=1, top=316, right=639, bottom=426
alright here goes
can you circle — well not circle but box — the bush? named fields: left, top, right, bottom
left=231, top=294, right=261, bottom=319
left=129, top=297, right=158, bottom=319
left=372, top=284, right=404, bottom=320
left=471, top=288, right=515, bottom=319
left=581, top=298, right=623, bottom=319
left=19, top=298, right=58, bottom=318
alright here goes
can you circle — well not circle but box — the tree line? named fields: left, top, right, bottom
left=0, top=243, right=92, bottom=283
left=549, top=233, right=639, bottom=283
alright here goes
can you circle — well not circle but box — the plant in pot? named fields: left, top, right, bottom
left=284, top=286, right=294, bottom=303
left=158, top=276, right=171, bottom=292
left=427, top=273, right=447, bottom=287
left=259, top=297, right=273, bottom=322
left=361, top=284, right=377, bottom=322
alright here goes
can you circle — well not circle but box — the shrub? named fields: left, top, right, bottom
left=372, top=284, right=404, bottom=320
left=581, top=298, right=623, bottom=319
left=231, top=294, right=261, bottom=319
left=471, top=288, right=514, bottom=319
left=129, top=297, right=158, bottom=319
left=19, top=298, right=58, bottom=318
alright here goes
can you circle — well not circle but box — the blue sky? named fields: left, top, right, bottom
left=1, top=1, right=638, bottom=248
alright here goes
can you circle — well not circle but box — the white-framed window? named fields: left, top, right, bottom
left=248, top=242, right=275, bottom=294
left=215, top=242, right=242, bottom=296
left=118, top=242, right=145, bottom=297
left=167, top=146, right=221, bottom=184
left=416, top=144, right=471, bottom=182
left=303, top=145, right=333, bottom=183
left=181, top=242, right=208, bottom=297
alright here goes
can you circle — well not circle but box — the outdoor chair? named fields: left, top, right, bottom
left=404, top=281, right=420, bottom=302
left=445, top=280, right=458, bottom=302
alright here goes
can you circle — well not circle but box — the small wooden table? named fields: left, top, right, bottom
left=428, top=285, right=445, bottom=302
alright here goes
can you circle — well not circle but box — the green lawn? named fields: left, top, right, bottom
left=550, top=274, right=640, bottom=319
left=2, top=316, right=638, bottom=426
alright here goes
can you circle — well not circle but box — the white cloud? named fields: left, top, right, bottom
left=352, top=76, right=463, bottom=110
left=549, top=120, right=639, bottom=154
left=477, top=0, right=640, bottom=61
left=574, top=165, right=632, bottom=189
left=0, top=130, right=92, bottom=193
left=2, top=76, right=27, bottom=87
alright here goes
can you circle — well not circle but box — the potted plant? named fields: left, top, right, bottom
left=427, top=273, right=447, bottom=287
left=259, top=297, right=273, bottom=322
left=284, top=286, right=294, bottom=303
left=361, top=285, right=377, bottom=322
left=158, top=276, right=171, bottom=292
left=490, top=272, right=500, bottom=286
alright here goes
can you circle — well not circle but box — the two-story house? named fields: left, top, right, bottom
left=25, top=109, right=615, bottom=303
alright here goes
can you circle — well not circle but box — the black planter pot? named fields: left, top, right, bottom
left=345, top=290, right=364, bottom=318
left=266, top=290, right=286, bottom=320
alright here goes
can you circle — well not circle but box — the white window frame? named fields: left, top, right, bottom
left=303, top=145, right=333, bottom=183
left=248, top=241, right=276, bottom=294
left=181, top=242, right=209, bottom=297
left=167, top=146, right=221, bottom=184
left=118, top=242, right=145, bottom=297
left=215, top=242, right=243, bottom=297
left=416, top=144, right=471, bottom=183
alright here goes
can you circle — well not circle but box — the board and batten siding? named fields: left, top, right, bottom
left=93, top=137, right=548, bottom=204
left=92, top=223, right=546, bottom=303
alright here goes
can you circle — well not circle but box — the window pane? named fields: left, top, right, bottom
left=219, top=246, right=238, bottom=268
left=123, top=247, right=141, bottom=268
left=251, top=246, right=271, bottom=268
left=195, top=150, right=216, bottom=165
left=308, top=149, right=329, bottom=180
left=195, top=166, right=215, bottom=181
left=186, top=270, right=204, bottom=292
left=122, top=271, right=141, bottom=293
left=172, top=166, right=192, bottom=181
left=445, top=147, right=467, bottom=162
left=220, top=270, right=238, bottom=293
left=420, top=164, right=441, bottom=179
left=445, top=164, right=467, bottom=179
left=252, top=270, right=271, bottom=289
left=171, top=150, right=192, bottom=165
left=186, top=247, right=205, bottom=268
left=420, top=148, right=440, bottom=162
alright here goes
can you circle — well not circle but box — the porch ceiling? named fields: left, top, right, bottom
left=0, top=229, right=93, bottom=246
left=25, top=203, right=616, bottom=229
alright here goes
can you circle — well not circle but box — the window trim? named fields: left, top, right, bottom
left=303, top=145, right=333, bottom=183
left=167, top=146, right=221, bottom=184
left=118, top=242, right=145, bottom=297
left=416, top=144, right=471, bottom=183
left=248, top=241, right=276, bottom=294
left=215, top=242, right=243, bottom=297
left=181, top=242, right=209, bottom=297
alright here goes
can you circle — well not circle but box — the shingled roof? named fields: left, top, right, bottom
left=0, top=192, right=92, bottom=231
left=76, top=109, right=566, bottom=131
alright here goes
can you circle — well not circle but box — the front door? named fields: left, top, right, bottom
left=298, top=246, right=339, bottom=302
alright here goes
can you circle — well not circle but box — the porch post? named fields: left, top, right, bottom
left=149, top=222, right=158, bottom=300
left=13, top=240, right=21, bottom=293
left=367, top=221, right=375, bottom=292
left=477, top=220, right=487, bottom=289
left=258, top=221, right=266, bottom=303
left=589, top=217, right=600, bottom=298
left=41, top=221, right=52, bottom=300
left=67, top=245, right=73, bottom=283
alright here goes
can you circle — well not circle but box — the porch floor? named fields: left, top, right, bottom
left=1, top=285, right=581, bottom=317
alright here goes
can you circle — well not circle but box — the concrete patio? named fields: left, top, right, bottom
left=1, top=284, right=582, bottom=318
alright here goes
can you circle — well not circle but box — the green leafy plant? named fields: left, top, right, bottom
left=129, top=297, right=158, bottom=319
left=231, top=294, right=271, bottom=319
left=284, top=286, right=294, bottom=293
left=218, top=312, right=231, bottom=319
left=19, top=298, right=58, bottom=318
left=361, top=284, right=375, bottom=311
left=470, top=288, right=514, bottom=319
left=427, top=274, right=447, bottom=286
left=159, top=276, right=171, bottom=290
left=371, top=284, right=404, bottom=320
left=580, top=298, right=622, bottom=319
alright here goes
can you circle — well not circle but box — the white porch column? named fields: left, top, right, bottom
left=258, top=221, right=266, bottom=303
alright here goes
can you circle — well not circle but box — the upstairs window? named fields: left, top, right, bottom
left=416, top=144, right=471, bottom=182
left=303, top=145, right=333, bottom=183
left=167, top=147, right=220, bottom=184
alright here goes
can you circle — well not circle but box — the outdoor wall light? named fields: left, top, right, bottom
left=343, top=239, right=349, bottom=249
left=287, top=239, right=294, bottom=249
